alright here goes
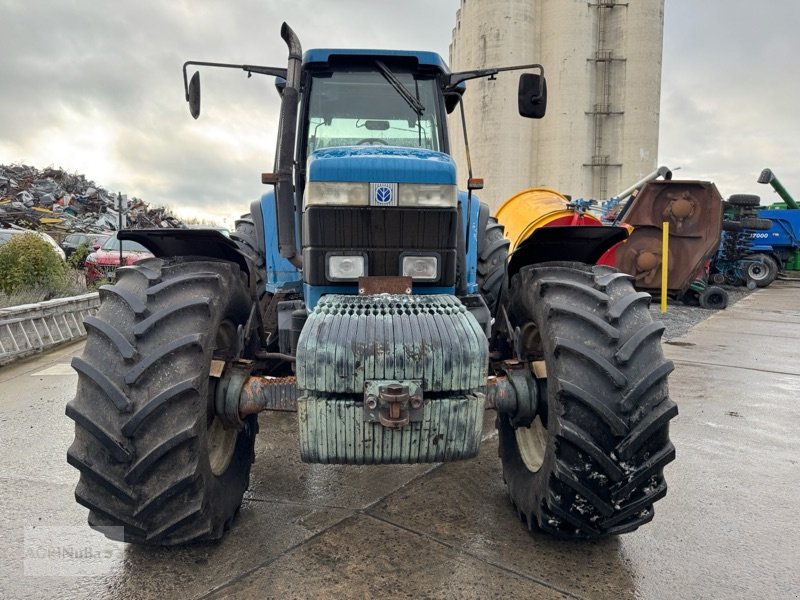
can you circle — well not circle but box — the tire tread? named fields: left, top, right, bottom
left=67, top=259, right=256, bottom=546
left=498, top=262, right=676, bottom=538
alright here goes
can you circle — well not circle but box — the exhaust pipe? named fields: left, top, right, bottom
left=273, top=23, right=303, bottom=268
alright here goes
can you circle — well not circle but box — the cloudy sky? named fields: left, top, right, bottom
left=1, top=0, right=798, bottom=224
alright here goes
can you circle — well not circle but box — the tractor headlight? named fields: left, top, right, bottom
left=305, top=182, right=369, bottom=206
left=327, top=254, right=366, bottom=281
left=305, top=182, right=456, bottom=207
left=398, top=183, right=458, bottom=207
left=401, top=255, right=439, bottom=280
left=398, top=184, right=457, bottom=207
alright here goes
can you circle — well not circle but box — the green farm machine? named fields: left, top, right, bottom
left=67, top=24, right=676, bottom=544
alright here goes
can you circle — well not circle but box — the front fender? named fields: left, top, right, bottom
left=118, top=229, right=250, bottom=276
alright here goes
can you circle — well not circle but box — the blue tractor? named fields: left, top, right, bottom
left=68, top=24, right=676, bottom=544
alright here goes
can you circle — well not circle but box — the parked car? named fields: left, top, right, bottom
left=61, top=232, right=112, bottom=262
left=84, top=234, right=154, bottom=284
left=0, top=227, right=66, bottom=260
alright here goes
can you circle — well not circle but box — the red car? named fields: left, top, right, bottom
left=84, top=234, right=154, bottom=285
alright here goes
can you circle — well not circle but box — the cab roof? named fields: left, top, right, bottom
left=303, top=49, right=450, bottom=74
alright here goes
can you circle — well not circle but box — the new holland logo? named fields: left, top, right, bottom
left=370, top=182, right=398, bottom=206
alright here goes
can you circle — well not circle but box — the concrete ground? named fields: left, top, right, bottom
left=0, top=281, right=798, bottom=600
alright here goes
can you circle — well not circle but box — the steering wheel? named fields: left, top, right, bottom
left=356, top=138, right=389, bottom=146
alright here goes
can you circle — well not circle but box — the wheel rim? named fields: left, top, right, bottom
left=515, top=415, right=548, bottom=473
left=208, top=417, right=237, bottom=475
left=512, top=323, right=549, bottom=473
left=748, top=263, right=767, bottom=281
left=207, top=319, right=239, bottom=476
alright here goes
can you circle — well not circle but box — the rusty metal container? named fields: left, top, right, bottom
left=614, top=180, right=724, bottom=293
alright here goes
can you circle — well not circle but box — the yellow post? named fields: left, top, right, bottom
left=661, top=222, right=669, bottom=313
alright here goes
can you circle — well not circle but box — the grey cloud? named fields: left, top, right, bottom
left=2, top=0, right=798, bottom=216
left=1, top=0, right=460, bottom=218
left=660, top=0, right=800, bottom=198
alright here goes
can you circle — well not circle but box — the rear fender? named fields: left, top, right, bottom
left=506, top=225, right=628, bottom=280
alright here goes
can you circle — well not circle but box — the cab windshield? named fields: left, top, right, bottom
left=306, top=67, right=442, bottom=153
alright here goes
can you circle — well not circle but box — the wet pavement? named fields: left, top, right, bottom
left=1, top=281, right=799, bottom=599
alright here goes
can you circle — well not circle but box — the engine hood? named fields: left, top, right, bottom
left=307, top=146, right=456, bottom=185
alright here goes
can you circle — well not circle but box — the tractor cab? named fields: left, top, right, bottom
left=294, top=50, right=462, bottom=307
left=180, top=39, right=547, bottom=310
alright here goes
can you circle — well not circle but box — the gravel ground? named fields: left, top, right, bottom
left=650, top=285, right=753, bottom=341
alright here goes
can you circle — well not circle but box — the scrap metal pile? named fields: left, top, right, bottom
left=0, top=164, right=183, bottom=234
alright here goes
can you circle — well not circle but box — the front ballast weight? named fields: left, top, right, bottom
left=216, top=294, right=490, bottom=464
left=296, top=294, right=488, bottom=464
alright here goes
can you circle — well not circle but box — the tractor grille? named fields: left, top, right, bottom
left=301, top=206, right=458, bottom=286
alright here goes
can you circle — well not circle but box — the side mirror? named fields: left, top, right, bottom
left=518, top=73, right=547, bottom=119
left=188, top=71, right=201, bottom=119
left=443, top=86, right=465, bottom=114
left=92, top=244, right=101, bottom=251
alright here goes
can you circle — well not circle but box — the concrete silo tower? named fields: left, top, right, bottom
left=449, top=0, right=665, bottom=212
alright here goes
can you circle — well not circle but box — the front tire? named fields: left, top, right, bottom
left=498, top=262, right=677, bottom=538
left=67, top=258, right=257, bottom=545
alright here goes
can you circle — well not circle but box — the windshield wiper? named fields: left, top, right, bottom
left=375, top=60, right=425, bottom=116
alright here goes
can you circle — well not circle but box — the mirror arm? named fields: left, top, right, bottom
left=181, top=60, right=288, bottom=98
left=447, top=63, right=545, bottom=96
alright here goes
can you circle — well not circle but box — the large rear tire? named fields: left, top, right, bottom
left=67, top=258, right=257, bottom=545
left=230, top=216, right=271, bottom=339
left=477, top=204, right=509, bottom=315
left=231, top=215, right=297, bottom=370
left=498, top=262, right=677, bottom=538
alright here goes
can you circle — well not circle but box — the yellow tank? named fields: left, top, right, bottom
left=495, top=187, right=602, bottom=251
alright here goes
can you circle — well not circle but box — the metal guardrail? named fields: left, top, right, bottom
left=0, top=293, right=99, bottom=366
